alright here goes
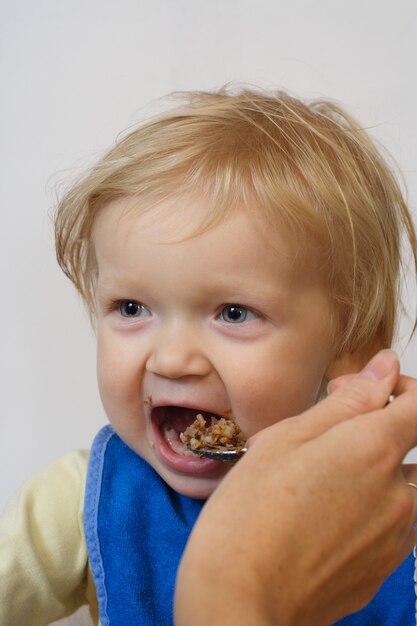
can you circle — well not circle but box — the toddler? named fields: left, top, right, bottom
left=1, top=86, right=417, bottom=625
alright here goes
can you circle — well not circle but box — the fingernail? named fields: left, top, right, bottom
left=326, top=380, right=336, bottom=394
left=359, top=349, right=398, bottom=381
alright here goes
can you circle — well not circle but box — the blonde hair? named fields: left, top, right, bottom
left=54, top=85, right=417, bottom=355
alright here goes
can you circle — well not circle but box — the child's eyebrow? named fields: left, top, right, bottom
left=95, top=267, right=309, bottom=297
left=95, top=274, right=140, bottom=292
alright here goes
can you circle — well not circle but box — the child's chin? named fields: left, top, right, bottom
left=143, top=420, right=229, bottom=498
left=160, top=466, right=225, bottom=500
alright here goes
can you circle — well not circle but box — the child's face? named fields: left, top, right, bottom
left=93, top=195, right=343, bottom=499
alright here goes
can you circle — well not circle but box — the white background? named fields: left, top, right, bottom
left=1, top=0, right=416, bottom=550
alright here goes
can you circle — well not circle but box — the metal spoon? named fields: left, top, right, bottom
left=186, top=394, right=396, bottom=463
left=189, top=446, right=248, bottom=462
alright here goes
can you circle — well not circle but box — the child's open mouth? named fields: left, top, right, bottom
left=150, top=406, right=226, bottom=474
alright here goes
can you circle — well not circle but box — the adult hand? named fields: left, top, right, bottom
left=174, top=350, right=417, bottom=626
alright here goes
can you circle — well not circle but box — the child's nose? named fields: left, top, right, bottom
left=145, top=325, right=212, bottom=379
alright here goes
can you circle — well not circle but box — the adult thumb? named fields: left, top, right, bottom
left=305, top=349, right=399, bottom=435
left=247, top=350, right=400, bottom=450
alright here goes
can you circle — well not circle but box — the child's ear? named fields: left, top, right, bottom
left=324, top=341, right=383, bottom=381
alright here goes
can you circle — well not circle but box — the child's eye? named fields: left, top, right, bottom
left=219, top=304, right=258, bottom=324
left=118, top=300, right=151, bottom=318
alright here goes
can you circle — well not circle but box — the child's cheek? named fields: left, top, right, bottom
left=97, top=343, right=131, bottom=415
left=232, top=365, right=320, bottom=438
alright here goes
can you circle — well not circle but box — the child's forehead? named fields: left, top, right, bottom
left=92, top=193, right=324, bottom=283
left=97, top=194, right=278, bottom=247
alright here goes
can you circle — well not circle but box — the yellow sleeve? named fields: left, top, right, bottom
left=0, top=449, right=97, bottom=626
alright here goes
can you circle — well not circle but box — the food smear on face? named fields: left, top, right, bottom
left=179, top=413, right=246, bottom=452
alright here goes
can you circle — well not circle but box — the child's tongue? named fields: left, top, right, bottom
left=161, top=407, right=209, bottom=456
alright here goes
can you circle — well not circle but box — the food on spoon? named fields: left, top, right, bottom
left=179, top=413, right=246, bottom=452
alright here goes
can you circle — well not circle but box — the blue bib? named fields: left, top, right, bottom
left=84, top=425, right=416, bottom=625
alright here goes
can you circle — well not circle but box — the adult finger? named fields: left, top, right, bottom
left=362, top=385, right=417, bottom=464
left=328, top=371, right=417, bottom=396
left=327, top=373, right=355, bottom=394
left=394, top=373, right=417, bottom=395
left=401, top=464, right=417, bottom=486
